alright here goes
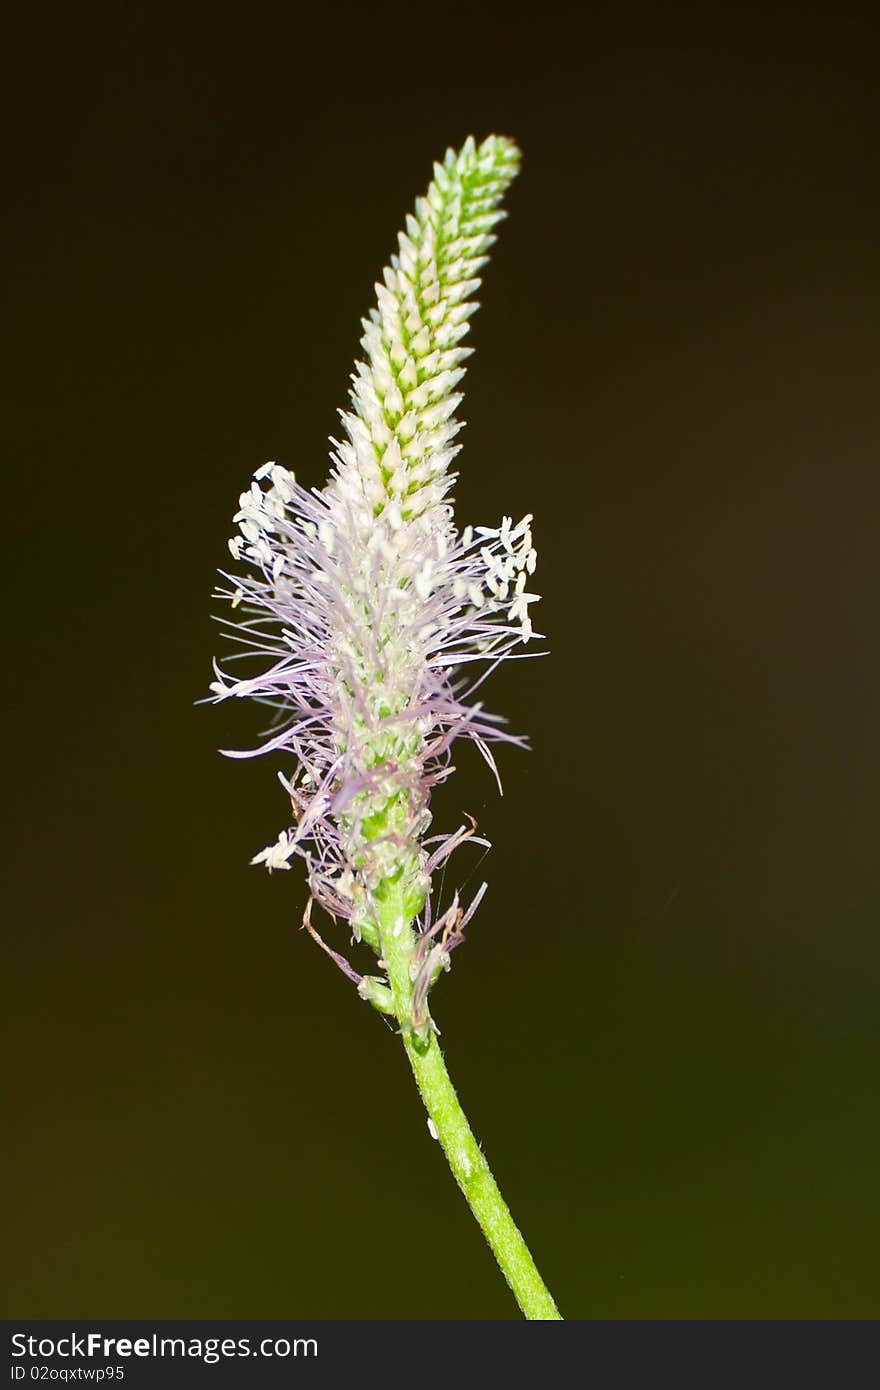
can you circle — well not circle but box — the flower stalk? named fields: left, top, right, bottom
left=211, top=134, right=560, bottom=1318
left=375, top=883, right=561, bottom=1320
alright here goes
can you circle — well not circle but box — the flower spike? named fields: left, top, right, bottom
left=212, top=135, right=539, bottom=991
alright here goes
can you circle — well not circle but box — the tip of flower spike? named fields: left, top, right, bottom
left=454, top=134, right=521, bottom=178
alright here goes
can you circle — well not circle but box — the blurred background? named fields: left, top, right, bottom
left=3, top=1, right=879, bottom=1318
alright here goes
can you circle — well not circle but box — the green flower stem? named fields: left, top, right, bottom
left=375, top=884, right=562, bottom=1321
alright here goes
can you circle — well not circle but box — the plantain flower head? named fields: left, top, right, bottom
left=210, top=135, right=539, bottom=1010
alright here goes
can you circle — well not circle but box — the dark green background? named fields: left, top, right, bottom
left=4, top=3, right=879, bottom=1318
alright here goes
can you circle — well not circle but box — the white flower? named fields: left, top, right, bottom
left=212, top=135, right=540, bottom=970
